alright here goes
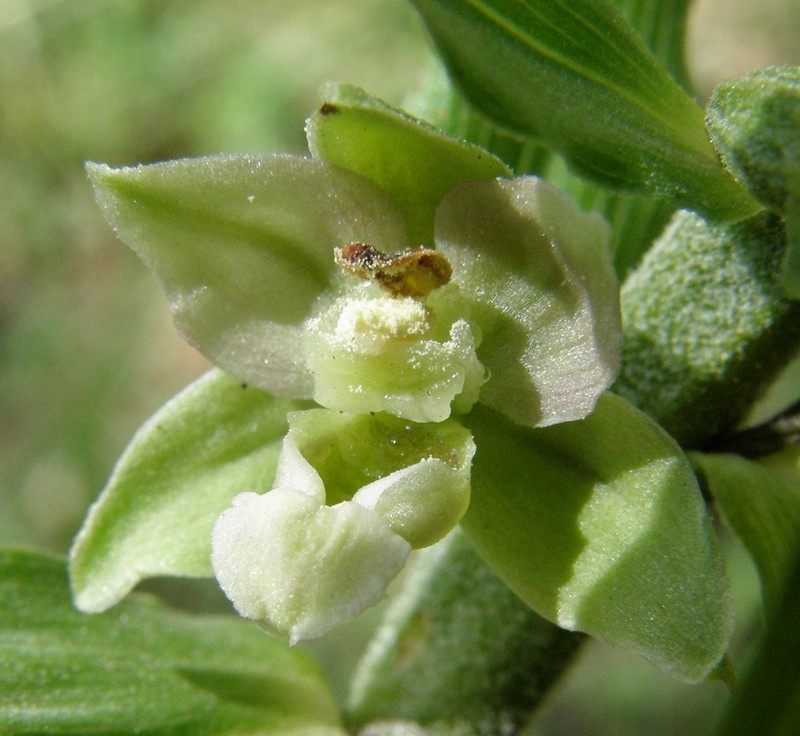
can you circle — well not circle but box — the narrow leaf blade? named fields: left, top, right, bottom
left=1, top=549, right=342, bottom=736
left=410, top=0, right=757, bottom=219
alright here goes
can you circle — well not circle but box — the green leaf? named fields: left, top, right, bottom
left=347, top=530, right=582, bottom=733
left=0, top=549, right=342, bottom=736
left=87, top=155, right=408, bottom=396
left=612, top=0, right=692, bottom=89
left=403, top=0, right=692, bottom=274
left=69, top=369, right=309, bottom=613
left=692, top=448, right=800, bottom=612
left=409, top=0, right=757, bottom=219
left=706, top=66, right=800, bottom=297
left=461, top=392, right=732, bottom=682
left=715, top=547, right=800, bottom=736
left=616, top=210, right=800, bottom=447
left=306, top=85, right=511, bottom=247
left=435, top=175, right=620, bottom=428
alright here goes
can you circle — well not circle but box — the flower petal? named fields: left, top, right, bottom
left=211, top=489, right=410, bottom=644
left=436, top=176, right=621, bottom=427
left=352, top=456, right=472, bottom=548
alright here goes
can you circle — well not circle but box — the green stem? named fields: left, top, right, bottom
left=709, top=399, right=800, bottom=458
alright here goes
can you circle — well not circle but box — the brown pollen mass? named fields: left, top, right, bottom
left=334, top=243, right=452, bottom=298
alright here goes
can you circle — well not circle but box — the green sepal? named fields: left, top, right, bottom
left=461, top=392, right=732, bottom=682
left=87, top=155, right=408, bottom=396
left=692, top=448, right=800, bottom=613
left=409, top=0, right=757, bottom=220
left=1, top=549, right=343, bottom=736
left=306, top=85, right=511, bottom=247
left=346, top=530, right=582, bottom=733
left=69, top=369, right=310, bottom=613
left=706, top=66, right=800, bottom=297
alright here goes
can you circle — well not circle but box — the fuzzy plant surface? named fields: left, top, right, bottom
left=3, top=2, right=799, bottom=735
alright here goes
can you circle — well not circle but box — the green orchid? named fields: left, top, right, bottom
left=70, top=88, right=730, bottom=682
left=84, top=118, right=620, bottom=430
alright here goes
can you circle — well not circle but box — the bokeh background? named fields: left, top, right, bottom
left=2, top=1, right=799, bottom=734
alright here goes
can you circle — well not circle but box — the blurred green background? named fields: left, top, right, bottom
left=1, top=1, right=798, bottom=734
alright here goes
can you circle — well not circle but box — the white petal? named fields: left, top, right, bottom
left=353, top=457, right=471, bottom=548
left=211, top=489, right=410, bottom=643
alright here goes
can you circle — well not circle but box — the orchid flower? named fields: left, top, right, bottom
left=70, top=88, right=731, bottom=682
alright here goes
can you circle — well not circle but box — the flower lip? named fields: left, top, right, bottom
left=211, top=413, right=474, bottom=643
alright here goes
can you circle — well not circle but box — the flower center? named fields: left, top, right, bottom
left=302, top=244, right=485, bottom=423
